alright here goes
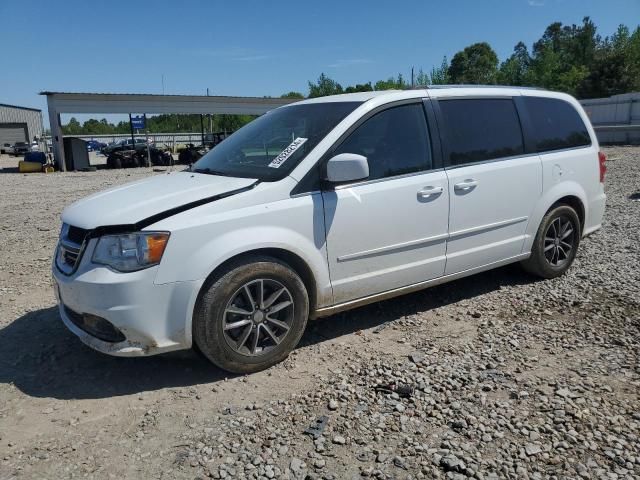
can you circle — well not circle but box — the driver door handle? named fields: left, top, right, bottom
left=454, top=179, right=478, bottom=192
left=417, top=186, right=444, bottom=199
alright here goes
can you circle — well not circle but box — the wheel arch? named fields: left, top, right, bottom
left=524, top=181, right=589, bottom=254
left=193, top=247, right=320, bottom=325
left=550, top=195, right=585, bottom=234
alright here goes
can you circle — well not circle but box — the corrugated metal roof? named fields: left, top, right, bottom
left=39, top=91, right=280, bottom=100
left=0, top=103, right=42, bottom=112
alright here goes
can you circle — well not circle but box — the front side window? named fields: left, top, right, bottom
left=523, top=97, right=591, bottom=152
left=192, top=102, right=360, bottom=181
left=332, top=103, right=432, bottom=181
left=439, top=98, right=524, bottom=166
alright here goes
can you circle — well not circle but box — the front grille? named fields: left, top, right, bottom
left=61, top=243, right=80, bottom=267
left=56, top=223, right=89, bottom=275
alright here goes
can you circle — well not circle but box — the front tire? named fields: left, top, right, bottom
left=522, top=205, right=581, bottom=279
left=193, top=256, right=309, bottom=374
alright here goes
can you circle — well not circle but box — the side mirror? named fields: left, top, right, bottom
left=325, top=153, right=369, bottom=184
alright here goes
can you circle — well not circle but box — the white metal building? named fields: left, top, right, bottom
left=580, top=92, right=640, bottom=145
left=0, top=103, right=44, bottom=147
left=41, top=92, right=296, bottom=171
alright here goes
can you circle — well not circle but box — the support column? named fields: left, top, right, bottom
left=47, top=97, right=66, bottom=171
left=129, top=114, right=135, bottom=147
left=200, top=114, right=205, bottom=145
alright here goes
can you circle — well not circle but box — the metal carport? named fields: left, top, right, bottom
left=40, top=92, right=297, bottom=171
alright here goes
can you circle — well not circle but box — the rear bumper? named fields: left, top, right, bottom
left=584, top=192, right=606, bottom=236
left=53, top=253, right=202, bottom=357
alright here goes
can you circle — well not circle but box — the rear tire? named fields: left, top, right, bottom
left=109, top=155, right=122, bottom=169
left=521, top=205, right=580, bottom=279
left=193, top=255, right=309, bottom=374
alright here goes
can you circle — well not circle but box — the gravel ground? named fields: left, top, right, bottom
left=0, top=147, right=638, bottom=480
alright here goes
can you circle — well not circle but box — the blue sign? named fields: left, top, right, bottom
left=131, top=115, right=145, bottom=129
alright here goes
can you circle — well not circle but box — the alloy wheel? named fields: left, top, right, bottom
left=543, top=216, right=575, bottom=267
left=222, top=279, right=294, bottom=356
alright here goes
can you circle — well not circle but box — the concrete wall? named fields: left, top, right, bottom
left=580, top=93, right=640, bottom=145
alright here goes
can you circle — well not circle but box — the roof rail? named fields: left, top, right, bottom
left=407, top=84, right=547, bottom=91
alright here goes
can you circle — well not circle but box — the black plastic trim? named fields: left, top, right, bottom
left=422, top=99, right=443, bottom=170
left=136, top=181, right=259, bottom=229
left=513, top=96, right=537, bottom=155
left=430, top=99, right=450, bottom=167
left=92, top=180, right=260, bottom=235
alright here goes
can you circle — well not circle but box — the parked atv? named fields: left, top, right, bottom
left=106, top=150, right=139, bottom=169
left=145, top=145, right=173, bottom=166
left=177, top=144, right=208, bottom=164
left=106, top=146, right=173, bottom=169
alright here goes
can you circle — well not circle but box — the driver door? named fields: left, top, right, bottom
left=322, top=102, right=449, bottom=304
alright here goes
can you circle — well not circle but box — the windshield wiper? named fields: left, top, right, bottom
left=192, top=167, right=232, bottom=177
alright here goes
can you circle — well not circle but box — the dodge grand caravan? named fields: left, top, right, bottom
left=53, top=87, right=606, bottom=373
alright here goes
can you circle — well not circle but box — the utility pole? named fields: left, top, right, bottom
left=200, top=114, right=205, bottom=146
left=144, top=113, right=151, bottom=167
left=207, top=88, right=212, bottom=133
left=411, top=67, right=415, bottom=88
left=128, top=114, right=135, bottom=150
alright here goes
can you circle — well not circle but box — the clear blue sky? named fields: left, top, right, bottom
left=1, top=0, right=638, bottom=125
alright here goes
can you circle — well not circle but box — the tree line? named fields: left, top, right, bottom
left=62, top=114, right=256, bottom=136
left=62, top=18, right=639, bottom=135
left=299, top=18, right=639, bottom=99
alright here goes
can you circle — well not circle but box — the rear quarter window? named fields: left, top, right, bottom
left=524, top=97, right=591, bottom=152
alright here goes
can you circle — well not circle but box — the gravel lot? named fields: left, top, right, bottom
left=0, top=147, right=638, bottom=480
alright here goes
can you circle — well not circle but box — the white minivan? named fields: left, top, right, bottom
left=53, top=87, right=606, bottom=373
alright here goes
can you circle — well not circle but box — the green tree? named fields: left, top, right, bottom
left=82, top=118, right=116, bottom=134
left=215, top=114, right=256, bottom=132
left=62, top=117, right=82, bottom=135
left=308, top=73, right=343, bottom=98
left=344, top=82, right=374, bottom=93
left=374, top=74, right=406, bottom=90
left=528, top=17, right=599, bottom=95
left=429, top=57, right=450, bottom=85
left=577, top=25, right=640, bottom=98
left=415, top=68, right=429, bottom=86
left=449, top=43, right=498, bottom=84
left=281, top=91, right=305, bottom=99
left=497, top=42, right=531, bottom=85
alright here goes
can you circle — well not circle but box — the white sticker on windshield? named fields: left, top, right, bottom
left=268, top=137, right=308, bottom=168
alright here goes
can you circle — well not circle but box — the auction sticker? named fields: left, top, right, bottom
left=268, top=137, right=308, bottom=168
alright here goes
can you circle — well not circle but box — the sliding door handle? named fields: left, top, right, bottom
left=454, top=179, right=478, bottom=192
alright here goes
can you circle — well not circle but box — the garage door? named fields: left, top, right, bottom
left=0, top=123, right=28, bottom=146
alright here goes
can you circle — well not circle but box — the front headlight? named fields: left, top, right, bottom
left=92, top=232, right=170, bottom=272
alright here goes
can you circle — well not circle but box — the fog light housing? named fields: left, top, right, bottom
left=64, top=305, right=126, bottom=343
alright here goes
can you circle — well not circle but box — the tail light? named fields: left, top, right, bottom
left=598, top=151, right=607, bottom=183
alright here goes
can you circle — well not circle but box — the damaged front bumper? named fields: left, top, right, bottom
left=52, top=245, right=202, bottom=357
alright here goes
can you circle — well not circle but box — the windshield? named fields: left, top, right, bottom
left=192, top=102, right=360, bottom=181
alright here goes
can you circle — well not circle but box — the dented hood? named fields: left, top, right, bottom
left=61, top=171, right=257, bottom=230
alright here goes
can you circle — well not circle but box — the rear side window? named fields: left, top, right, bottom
left=524, top=97, right=591, bottom=152
left=439, top=98, right=524, bottom=166
left=333, top=103, right=432, bottom=180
